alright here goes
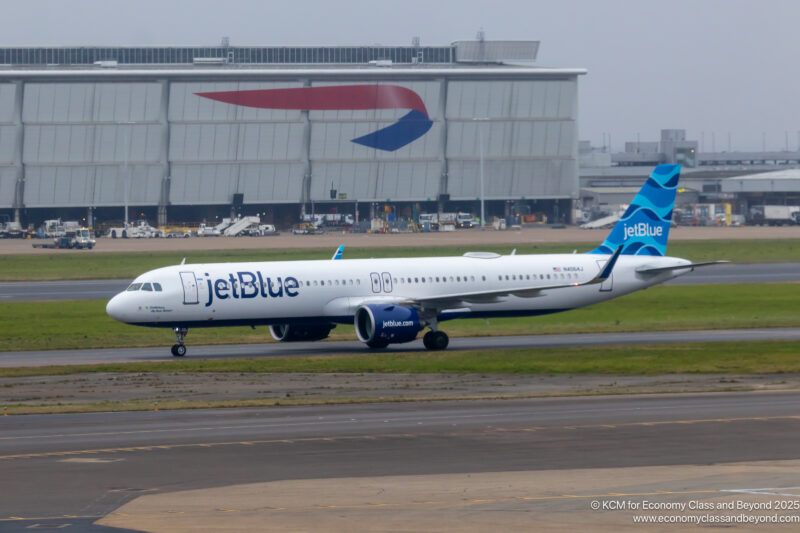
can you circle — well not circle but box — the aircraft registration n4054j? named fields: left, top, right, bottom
left=107, top=164, right=725, bottom=357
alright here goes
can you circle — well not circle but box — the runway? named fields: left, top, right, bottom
left=2, top=327, right=800, bottom=367
left=2, top=392, right=800, bottom=530
left=1, top=262, right=798, bottom=302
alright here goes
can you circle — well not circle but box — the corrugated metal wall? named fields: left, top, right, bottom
left=0, top=84, right=19, bottom=208
left=169, top=81, right=304, bottom=205
left=445, top=80, right=577, bottom=199
left=0, top=75, right=579, bottom=210
left=20, top=82, right=166, bottom=207
left=308, top=81, right=442, bottom=202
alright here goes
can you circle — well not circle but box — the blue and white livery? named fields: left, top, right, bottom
left=107, top=165, right=724, bottom=357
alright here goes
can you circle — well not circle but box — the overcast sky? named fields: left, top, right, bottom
left=4, top=0, right=799, bottom=151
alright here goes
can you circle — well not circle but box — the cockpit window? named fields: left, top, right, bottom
left=141, top=283, right=153, bottom=291
left=126, top=283, right=143, bottom=291
left=153, top=283, right=163, bottom=292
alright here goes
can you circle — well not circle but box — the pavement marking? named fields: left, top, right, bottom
left=95, top=489, right=722, bottom=518
left=58, top=458, right=123, bottom=463
left=3, top=414, right=799, bottom=461
left=723, top=487, right=800, bottom=498
left=0, top=516, right=101, bottom=523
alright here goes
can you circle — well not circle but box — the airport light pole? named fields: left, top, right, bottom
left=473, top=117, right=489, bottom=229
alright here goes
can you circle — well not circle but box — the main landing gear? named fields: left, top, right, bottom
left=171, top=327, right=188, bottom=357
left=423, top=330, right=449, bottom=350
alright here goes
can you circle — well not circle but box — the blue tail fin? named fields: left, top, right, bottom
left=589, top=164, right=681, bottom=256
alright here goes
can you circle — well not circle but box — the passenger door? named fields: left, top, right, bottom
left=381, top=272, right=393, bottom=293
left=179, top=271, right=199, bottom=304
left=370, top=272, right=382, bottom=293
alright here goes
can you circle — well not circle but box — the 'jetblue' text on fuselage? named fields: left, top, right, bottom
left=205, top=272, right=299, bottom=307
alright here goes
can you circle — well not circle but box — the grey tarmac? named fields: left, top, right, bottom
left=1, top=262, right=799, bottom=302
left=2, top=327, right=800, bottom=367
left=3, top=392, right=800, bottom=531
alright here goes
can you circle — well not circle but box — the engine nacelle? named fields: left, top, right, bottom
left=269, top=323, right=335, bottom=342
left=355, top=304, right=420, bottom=347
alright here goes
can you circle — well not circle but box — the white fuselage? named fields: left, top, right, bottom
left=106, top=253, right=690, bottom=328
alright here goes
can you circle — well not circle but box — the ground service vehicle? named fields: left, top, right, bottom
left=748, top=205, right=800, bottom=226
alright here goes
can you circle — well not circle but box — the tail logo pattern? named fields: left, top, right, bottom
left=590, top=164, right=680, bottom=256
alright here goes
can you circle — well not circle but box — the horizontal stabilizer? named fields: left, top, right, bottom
left=636, top=260, right=730, bottom=275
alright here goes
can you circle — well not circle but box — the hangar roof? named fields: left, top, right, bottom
left=0, top=66, right=587, bottom=81
left=721, top=169, right=800, bottom=193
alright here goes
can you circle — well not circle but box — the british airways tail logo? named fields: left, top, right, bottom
left=195, top=85, right=433, bottom=151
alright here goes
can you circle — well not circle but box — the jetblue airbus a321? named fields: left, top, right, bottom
left=107, top=164, right=724, bottom=357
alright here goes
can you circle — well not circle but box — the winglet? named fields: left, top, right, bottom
left=332, top=245, right=344, bottom=260
left=592, top=245, right=623, bottom=284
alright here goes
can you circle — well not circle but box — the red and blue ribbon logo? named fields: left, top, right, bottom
left=196, top=85, right=433, bottom=152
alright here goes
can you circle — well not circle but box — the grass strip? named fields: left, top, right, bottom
left=2, top=341, right=799, bottom=379
left=2, top=283, right=799, bottom=352
left=2, top=239, right=800, bottom=281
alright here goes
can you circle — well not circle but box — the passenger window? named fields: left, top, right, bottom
left=141, top=283, right=153, bottom=291
left=482, top=276, right=486, bottom=281
left=540, top=274, right=544, bottom=280
left=435, top=277, right=440, bottom=282
left=471, top=276, right=475, bottom=281
left=498, top=276, right=502, bottom=281
left=505, top=275, right=509, bottom=281
left=126, top=283, right=142, bottom=291
left=456, top=276, right=461, bottom=282
left=547, top=274, right=551, bottom=279
left=153, top=283, right=162, bottom=291
left=414, top=277, right=419, bottom=283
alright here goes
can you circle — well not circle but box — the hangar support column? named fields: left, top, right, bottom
left=157, top=79, right=170, bottom=226
left=299, top=79, right=312, bottom=217
left=437, top=77, right=449, bottom=212
left=11, top=80, right=24, bottom=224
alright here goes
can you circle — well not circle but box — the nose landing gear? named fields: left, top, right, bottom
left=171, top=327, right=188, bottom=357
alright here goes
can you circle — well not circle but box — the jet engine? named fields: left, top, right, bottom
left=354, top=304, right=420, bottom=348
left=269, top=323, right=335, bottom=342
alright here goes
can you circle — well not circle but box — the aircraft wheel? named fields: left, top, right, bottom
left=426, top=331, right=449, bottom=351
left=422, top=330, right=435, bottom=349
left=171, top=344, right=186, bottom=357
left=366, top=339, right=389, bottom=349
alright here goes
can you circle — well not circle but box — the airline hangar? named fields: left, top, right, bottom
left=0, top=41, right=585, bottom=227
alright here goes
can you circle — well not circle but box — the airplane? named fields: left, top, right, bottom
left=106, top=164, right=725, bottom=357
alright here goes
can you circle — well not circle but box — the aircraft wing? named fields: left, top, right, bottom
left=400, top=245, right=623, bottom=309
left=635, top=260, right=729, bottom=275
